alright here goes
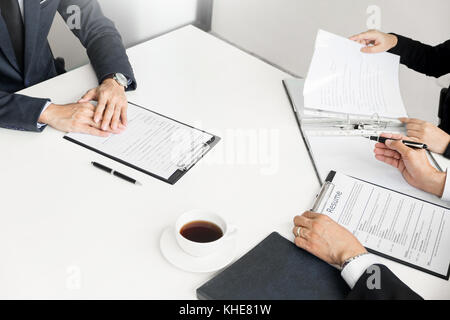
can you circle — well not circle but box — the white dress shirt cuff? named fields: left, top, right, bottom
left=340, top=253, right=382, bottom=289
left=440, top=170, right=450, bottom=202
left=37, top=101, right=52, bottom=129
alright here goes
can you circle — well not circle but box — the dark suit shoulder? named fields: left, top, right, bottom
left=346, top=264, right=423, bottom=300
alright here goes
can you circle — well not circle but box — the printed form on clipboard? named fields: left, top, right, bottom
left=313, top=171, right=450, bottom=280
left=64, top=103, right=220, bottom=185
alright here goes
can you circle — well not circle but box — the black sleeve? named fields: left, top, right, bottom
left=0, top=91, right=50, bottom=132
left=58, top=0, right=137, bottom=91
left=388, top=34, right=450, bottom=78
left=443, top=143, right=450, bottom=159
left=346, top=264, right=423, bottom=300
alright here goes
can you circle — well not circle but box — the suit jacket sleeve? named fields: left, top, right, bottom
left=346, top=264, right=423, bottom=300
left=0, top=91, right=50, bottom=132
left=57, top=0, right=137, bottom=90
left=388, top=34, right=450, bottom=78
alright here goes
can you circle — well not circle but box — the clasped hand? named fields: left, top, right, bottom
left=39, top=79, right=128, bottom=137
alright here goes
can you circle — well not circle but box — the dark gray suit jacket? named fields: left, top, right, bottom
left=0, top=0, right=136, bottom=132
left=347, top=265, right=423, bottom=300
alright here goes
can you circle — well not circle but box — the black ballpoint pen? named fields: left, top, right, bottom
left=91, top=162, right=142, bottom=185
left=365, top=136, right=428, bottom=150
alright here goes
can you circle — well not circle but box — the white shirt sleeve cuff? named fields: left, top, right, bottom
left=340, top=253, right=382, bottom=289
left=440, top=170, right=450, bottom=202
left=37, top=101, right=52, bottom=129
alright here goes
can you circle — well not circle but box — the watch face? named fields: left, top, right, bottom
left=114, top=73, right=128, bottom=87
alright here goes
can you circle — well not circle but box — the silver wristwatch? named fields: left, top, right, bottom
left=111, top=73, right=128, bottom=89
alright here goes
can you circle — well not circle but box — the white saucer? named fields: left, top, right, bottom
left=160, top=227, right=237, bottom=273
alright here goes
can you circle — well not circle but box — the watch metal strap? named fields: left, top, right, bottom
left=104, top=73, right=128, bottom=88
left=341, top=252, right=370, bottom=270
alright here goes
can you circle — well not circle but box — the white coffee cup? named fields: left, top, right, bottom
left=175, top=209, right=237, bottom=257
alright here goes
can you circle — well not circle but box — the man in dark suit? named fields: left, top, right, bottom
left=350, top=30, right=450, bottom=157
left=0, top=0, right=136, bottom=136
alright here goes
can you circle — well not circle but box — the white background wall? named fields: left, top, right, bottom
left=212, top=0, right=450, bottom=124
left=48, top=0, right=208, bottom=70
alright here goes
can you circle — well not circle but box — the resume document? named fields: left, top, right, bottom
left=315, top=172, right=450, bottom=279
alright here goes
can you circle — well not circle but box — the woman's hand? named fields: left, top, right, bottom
left=349, top=30, right=398, bottom=53
left=400, top=118, right=450, bottom=154
left=374, top=133, right=446, bottom=197
left=293, top=211, right=367, bottom=267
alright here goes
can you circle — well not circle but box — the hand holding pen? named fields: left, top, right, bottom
left=365, top=135, right=428, bottom=150
left=372, top=133, right=446, bottom=197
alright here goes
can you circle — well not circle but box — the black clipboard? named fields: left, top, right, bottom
left=63, top=102, right=221, bottom=185
left=314, top=171, right=450, bottom=281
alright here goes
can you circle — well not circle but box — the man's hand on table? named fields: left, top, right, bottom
left=293, top=211, right=367, bottom=267
left=38, top=102, right=124, bottom=137
left=39, top=78, right=129, bottom=137
left=79, top=78, right=128, bottom=131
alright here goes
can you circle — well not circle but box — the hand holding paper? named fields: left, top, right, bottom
left=349, top=30, right=399, bottom=54
left=304, top=30, right=407, bottom=119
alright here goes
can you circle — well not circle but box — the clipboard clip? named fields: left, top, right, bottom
left=302, top=112, right=404, bottom=136
left=338, top=113, right=388, bottom=131
left=302, top=112, right=403, bottom=130
left=311, top=181, right=335, bottom=212
left=177, top=143, right=211, bottom=172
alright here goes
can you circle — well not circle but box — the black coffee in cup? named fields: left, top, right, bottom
left=180, top=220, right=223, bottom=243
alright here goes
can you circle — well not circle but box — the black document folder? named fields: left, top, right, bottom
left=197, top=232, right=350, bottom=300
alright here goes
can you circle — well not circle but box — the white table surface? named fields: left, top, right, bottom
left=0, top=26, right=448, bottom=299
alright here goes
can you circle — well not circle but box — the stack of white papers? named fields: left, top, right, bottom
left=294, top=30, right=449, bottom=207
left=304, top=30, right=407, bottom=119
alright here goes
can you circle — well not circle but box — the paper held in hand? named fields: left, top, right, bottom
left=303, top=30, right=407, bottom=119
